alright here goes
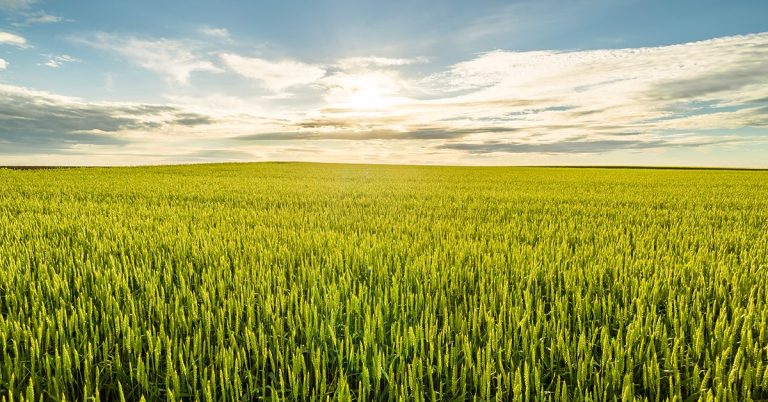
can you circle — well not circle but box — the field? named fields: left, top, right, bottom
left=1, top=163, right=767, bottom=401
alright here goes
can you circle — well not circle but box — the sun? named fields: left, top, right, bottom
left=327, top=72, right=403, bottom=110
left=345, top=79, right=390, bottom=109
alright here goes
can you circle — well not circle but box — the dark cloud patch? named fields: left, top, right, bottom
left=438, top=138, right=735, bottom=154
left=748, top=96, right=768, bottom=104
left=0, top=131, right=128, bottom=155
left=507, top=105, right=574, bottom=115
left=173, top=113, right=215, bottom=126
left=645, top=61, right=768, bottom=102
left=235, top=132, right=310, bottom=141
left=742, top=105, right=768, bottom=126
left=567, top=108, right=604, bottom=117
left=519, top=124, right=643, bottom=134
left=296, top=116, right=407, bottom=129
left=234, top=126, right=523, bottom=141
left=604, top=131, right=644, bottom=137
left=0, top=86, right=216, bottom=155
left=446, top=106, right=577, bottom=122
left=573, top=78, right=631, bottom=93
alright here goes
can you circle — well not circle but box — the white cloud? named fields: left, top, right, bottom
left=418, top=33, right=768, bottom=135
left=0, top=31, right=27, bottom=47
left=220, top=53, right=326, bottom=92
left=77, top=33, right=222, bottom=84
left=336, top=56, right=428, bottom=69
left=199, top=26, right=230, bottom=40
left=229, top=32, right=767, bottom=162
left=3, top=33, right=768, bottom=166
left=104, top=73, right=115, bottom=92
left=0, top=58, right=7, bottom=70
left=0, top=0, right=35, bottom=10
left=0, top=0, right=62, bottom=27
left=24, top=10, right=62, bottom=24
left=41, top=54, right=80, bottom=68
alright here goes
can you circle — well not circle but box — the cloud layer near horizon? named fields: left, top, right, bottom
left=1, top=32, right=767, bottom=165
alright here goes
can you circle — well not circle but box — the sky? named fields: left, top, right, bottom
left=0, top=0, right=767, bottom=167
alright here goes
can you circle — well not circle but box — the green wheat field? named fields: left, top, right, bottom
left=1, top=163, right=767, bottom=401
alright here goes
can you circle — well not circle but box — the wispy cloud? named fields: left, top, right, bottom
left=41, top=54, right=80, bottom=68
left=336, top=56, right=428, bottom=69
left=218, top=33, right=768, bottom=159
left=0, top=58, right=7, bottom=69
left=454, top=1, right=568, bottom=44
left=234, top=126, right=490, bottom=141
left=0, top=1, right=62, bottom=26
left=3, top=32, right=768, bottom=165
left=220, top=53, right=326, bottom=92
left=23, top=10, right=62, bottom=24
left=199, top=26, right=231, bottom=41
left=401, top=33, right=768, bottom=154
left=0, top=31, right=27, bottom=47
left=0, top=0, right=35, bottom=10
left=76, top=33, right=222, bottom=84
left=438, top=137, right=739, bottom=154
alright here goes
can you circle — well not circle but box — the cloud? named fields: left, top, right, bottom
left=0, top=31, right=27, bottom=47
left=336, top=56, right=428, bottom=69
left=427, top=34, right=768, bottom=104
left=173, top=112, right=215, bottom=126
left=199, top=26, right=230, bottom=40
left=41, top=54, right=80, bottom=68
left=403, top=33, right=768, bottom=154
left=645, top=63, right=768, bottom=102
left=0, top=0, right=35, bottom=10
left=0, top=58, right=6, bottom=70
left=454, top=1, right=568, bottom=44
left=220, top=53, right=326, bottom=92
left=214, top=53, right=422, bottom=103
left=24, top=10, right=62, bottom=24
left=0, top=1, right=62, bottom=26
left=76, top=33, right=222, bottom=84
left=3, top=32, right=768, bottom=165
left=438, top=137, right=738, bottom=154
left=0, top=84, right=215, bottom=155
left=234, top=126, right=513, bottom=141
left=220, top=33, right=768, bottom=160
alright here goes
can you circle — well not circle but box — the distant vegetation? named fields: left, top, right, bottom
left=1, top=163, right=767, bottom=401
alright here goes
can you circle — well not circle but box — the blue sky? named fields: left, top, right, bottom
left=1, top=0, right=767, bottom=166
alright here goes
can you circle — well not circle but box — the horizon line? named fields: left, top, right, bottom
left=2, top=162, right=767, bottom=172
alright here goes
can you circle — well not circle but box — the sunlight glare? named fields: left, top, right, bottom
left=327, top=72, right=403, bottom=110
